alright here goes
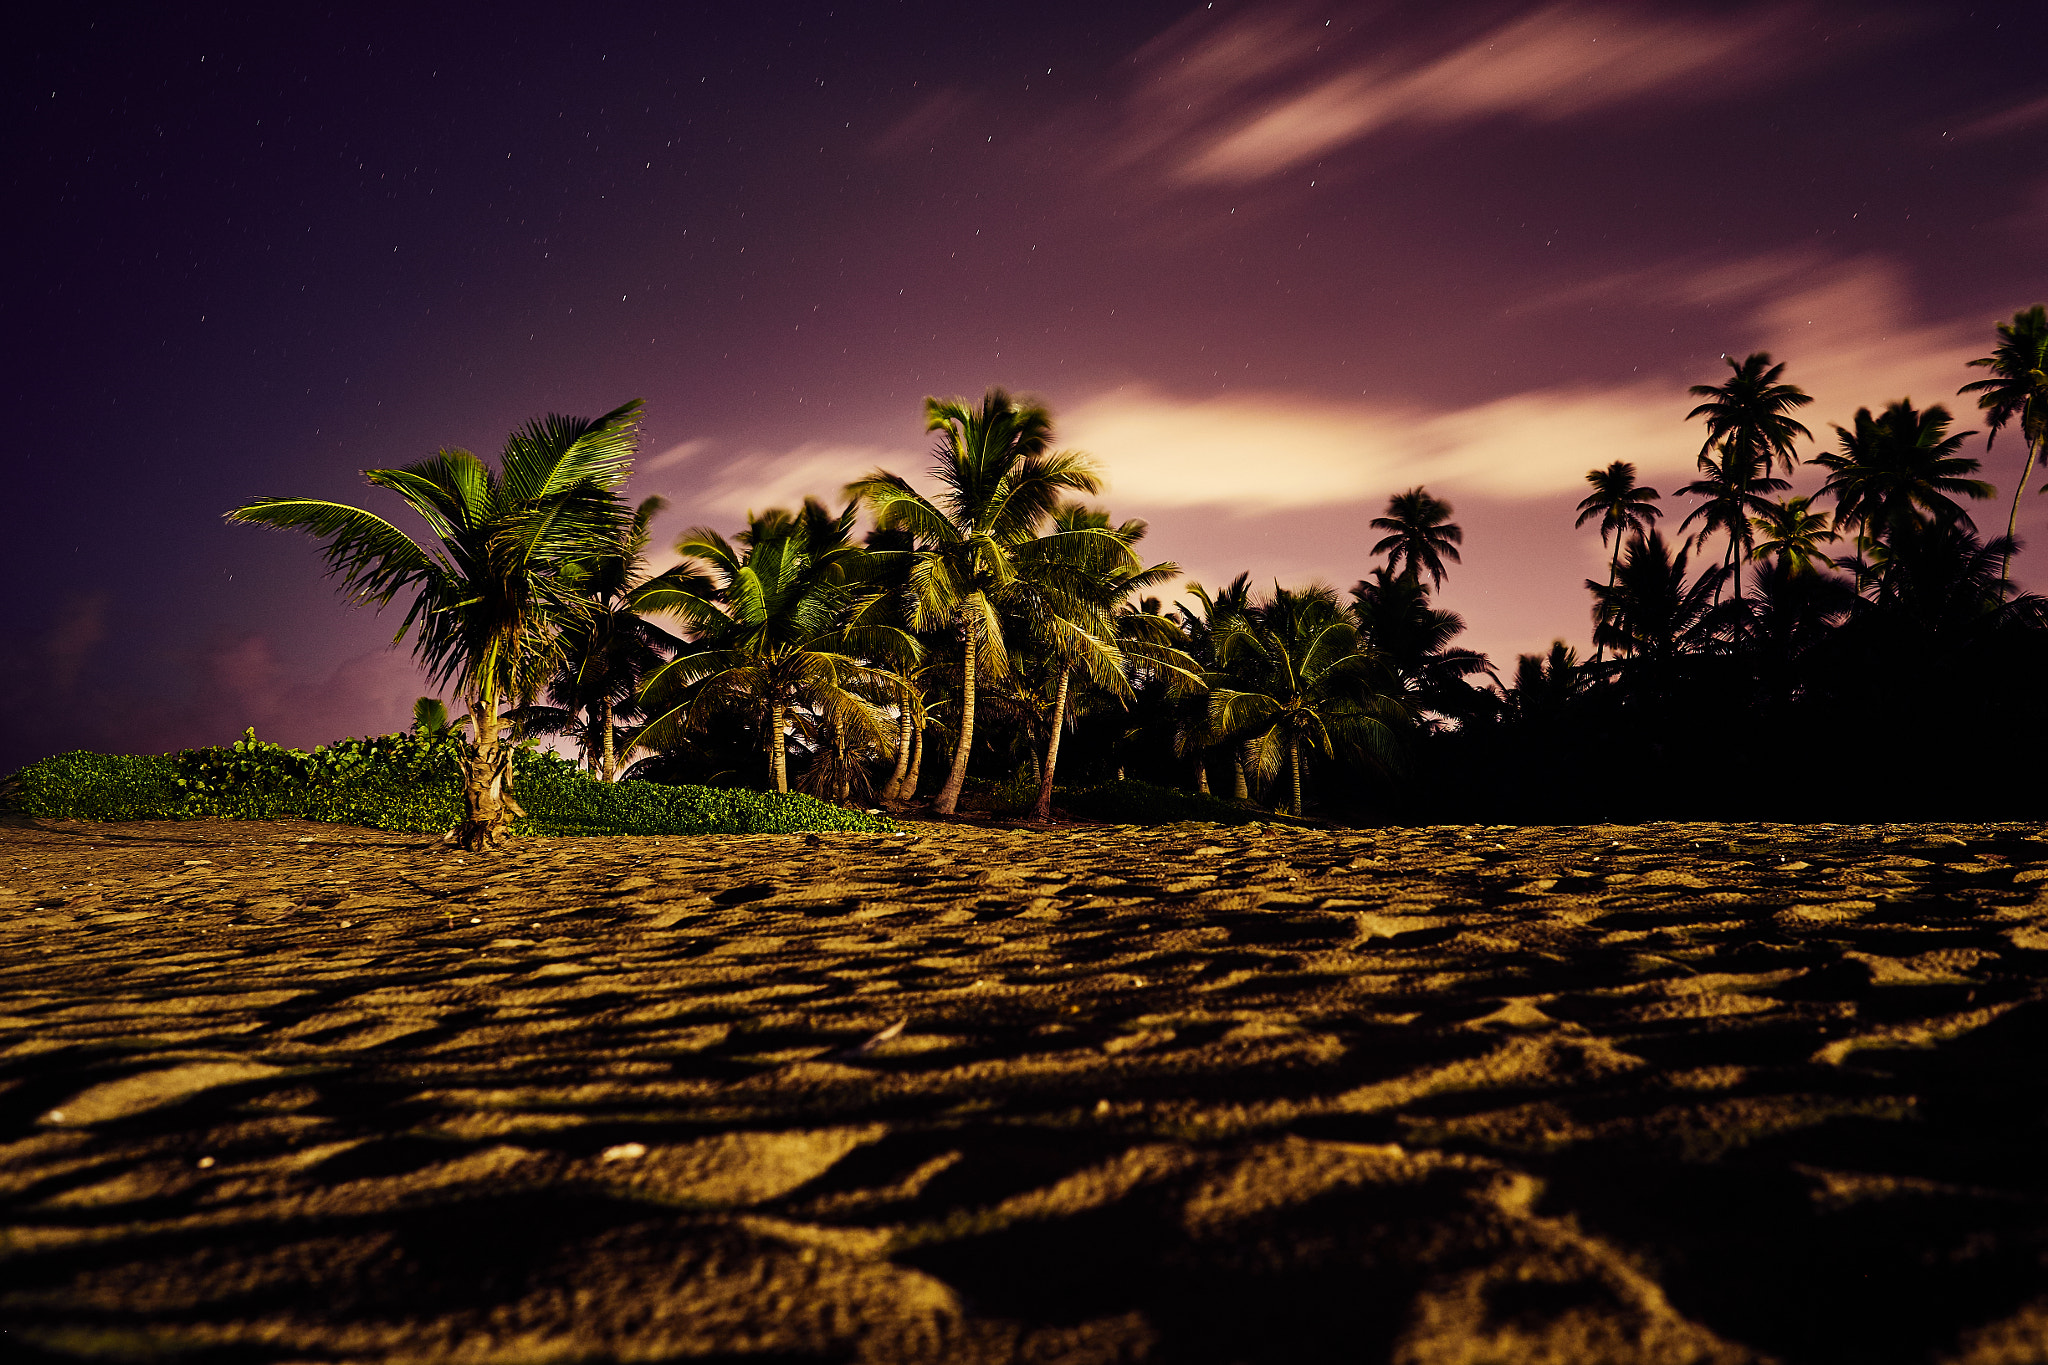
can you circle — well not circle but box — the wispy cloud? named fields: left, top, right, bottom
left=1123, top=3, right=1809, bottom=185
left=1947, top=90, right=2048, bottom=143
left=1062, top=255, right=1987, bottom=512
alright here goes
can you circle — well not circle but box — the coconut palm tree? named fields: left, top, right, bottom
left=1573, top=462, right=1661, bottom=665
left=1749, top=496, right=1842, bottom=575
left=1369, top=487, right=1463, bottom=588
left=1504, top=641, right=1589, bottom=725
left=1675, top=441, right=1790, bottom=606
left=1958, top=304, right=2048, bottom=582
left=848, top=389, right=1125, bottom=815
left=636, top=499, right=916, bottom=794
left=1586, top=531, right=1728, bottom=674
left=1173, top=574, right=1255, bottom=797
left=1813, top=401, right=1992, bottom=594
left=1686, top=351, right=1813, bottom=478
left=1209, top=584, right=1407, bottom=816
left=1575, top=462, right=1662, bottom=584
left=227, top=401, right=644, bottom=850
left=1348, top=567, right=1492, bottom=730
left=512, top=496, right=686, bottom=781
left=1007, top=506, right=1192, bottom=820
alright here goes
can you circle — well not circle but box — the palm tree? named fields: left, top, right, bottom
left=512, top=496, right=685, bottom=781
left=849, top=389, right=1123, bottom=815
left=636, top=499, right=915, bottom=794
left=1369, top=487, right=1463, bottom=588
left=1958, top=304, right=2048, bottom=581
left=1348, top=567, right=1492, bottom=730
left=1008, top=506, right=1191, bottom=820
left=227, top=401, right=644, bottom=851
left=1813, top=401, right=1992, bottom=595
left=1209, top=584, right=1407, bottom=816
left=1574, top=462, right=1661, bottom=663
left=1686, top=351, right=1813, bottom=479
left=1675, top=441, right=1790, bottom=605
left=1576, top=462, right=1662, bottom=580
left=1173, top=574, right=1256, bottom=798
left=1504, top=641, right=1589, bottom=725
left=1749, top=496, right=1842, bottom=575
left=1586, top=531, right=1728, bottom=674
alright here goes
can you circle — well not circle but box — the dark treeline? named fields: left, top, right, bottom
left=231, top=307, right=2048, bottom=838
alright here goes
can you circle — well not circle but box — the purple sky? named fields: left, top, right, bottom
left=10, top=1, right=2048, bottom=772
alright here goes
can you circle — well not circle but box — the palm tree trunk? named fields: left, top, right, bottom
left=933, top=622, right=978, bottom=815
left=883, top=684, right=914, bottom=802
left=1232, top=744, right=1250, bottom=802
left=1031, top=664, right=1071, bottom=821
left=599, top=695, right=617, bottom=783
left=1288, top=736, right=1303, bottom=817
left=1593, top=542, right=1621, bottom=665
left=453, top=686, right=518, bottom=851
left=906, top=713, right=924, bottom=801
left=1195, top=748, right=1210, bottom=795
left=2002, top=434, right=2042, bottom=583
left=768, top=701, right=788, bottom=794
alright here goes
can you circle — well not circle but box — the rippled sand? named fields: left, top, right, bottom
left=3, top=814, right=2047, bottom=1363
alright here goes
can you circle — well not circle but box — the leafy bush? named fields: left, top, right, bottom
left=1061, top=777, right=1309, bottom=827
left=8, top=731, right=895, bottom=837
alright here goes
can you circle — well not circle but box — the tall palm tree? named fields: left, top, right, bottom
left=1958, top=304, right=2048, bottom=581
left=849, top=389, right=1123, bottom=815
left=1173, top=574, right=1256, bottom=797
left=1813, top=401, right=1992, bottom=591
left=1574, top=461, right=1661, bottom=663
left=1749, top=496, right=1842, bottom=575
left=1008, top=506, right=1191, bottom=820
left=636, top=499, right=916, bottom=794
left=227, top=401, right=643, bottom=851
left=1348, top=567, right=1492, bottom=730
left=1686, top=351, right=1813, bottom=479
left=1369, top=487, right=1463, bottom=588
left=1209, top=584, right=1406, bottom=816
left=1675, top=441, right=1790, bottom=605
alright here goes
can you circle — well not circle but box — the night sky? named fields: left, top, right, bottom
left=11, top=1, right=2047, bottom=773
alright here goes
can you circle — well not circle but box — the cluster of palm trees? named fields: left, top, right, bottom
left=1463, top=305, right=2048, bottom=819
left=229, top=305, right=2048, bottom=838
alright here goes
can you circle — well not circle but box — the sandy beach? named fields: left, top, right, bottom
left=3, top=814, right=2047, bottom=1363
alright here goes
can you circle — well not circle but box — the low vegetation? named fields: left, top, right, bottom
left=9, top=730, right=895, bottom=837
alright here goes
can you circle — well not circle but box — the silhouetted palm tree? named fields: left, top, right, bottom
left=1370, top=487, right=1463, bottom=588
left=227, top=401, right=644, bottom=850
left=1504, top=641, right=1588, bottom=725
left=849, top=389, right=1122, bottom=814
left=1958, top=304, right=2048, bottom=581
left=1574, top=462, right=1661, bottom=663
left=1686, top=351, right=1813, bottom=478
left=1813, top=401, right=1992, bottom=591
left=1676, top=442, right=1790, bottom=606
left=1349, top=567, right=1492, bottom=730
left=1587, top=531, right=1728, bottom=674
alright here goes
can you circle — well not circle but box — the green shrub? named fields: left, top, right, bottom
left=1061, top=777, right=1307, bottom=827
left=8, top=732, right=895, bottom=837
